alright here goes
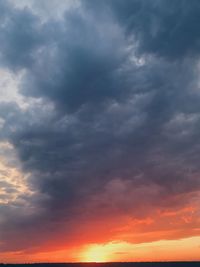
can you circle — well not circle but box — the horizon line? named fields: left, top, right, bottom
left=1, top=261, right=200, bottom=264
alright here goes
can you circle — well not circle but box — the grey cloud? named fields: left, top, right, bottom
left=89, top=0, right=200, bottom=60
left=20, top=11, right=130, bottom=112
left=0, top=0, right=200, bottom=252
left=0, top=1, right=45, bottom=71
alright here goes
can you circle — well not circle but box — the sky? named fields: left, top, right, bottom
left=0, top=0, right=200, bottom=263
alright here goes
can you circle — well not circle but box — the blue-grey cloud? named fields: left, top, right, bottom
left=0, top=0, right=200, bottom=253
left=99, top=0, right=200, bottom=60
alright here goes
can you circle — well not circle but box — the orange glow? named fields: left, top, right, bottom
left=1, top=236, right=200, bottom=263
left=80, top=237, right=200, bottom=263
left=81, top=244, right=109, bottom=262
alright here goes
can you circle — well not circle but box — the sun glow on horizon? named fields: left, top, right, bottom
left=80, top=236, right=200, bottom=263
left=1, top=236, right=200, bottom=263
left=81, top=244, right=109, bottom=262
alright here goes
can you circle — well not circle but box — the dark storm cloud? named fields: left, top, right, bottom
left=0, top=0, right=200, bottom=252
left=0, top=0, right=44, bottom=70
left=20, top=11, right=130, bottom=112
left=103, top=0, right=200, bottom=59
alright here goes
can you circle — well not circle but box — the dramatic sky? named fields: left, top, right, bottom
left=0, top=0, right=200, bottom=263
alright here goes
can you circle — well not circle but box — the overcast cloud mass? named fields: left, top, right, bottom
left=0, top=0, right=200, bottom=261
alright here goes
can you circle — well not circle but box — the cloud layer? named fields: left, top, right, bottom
left=0, top=0, right=200, bottom=259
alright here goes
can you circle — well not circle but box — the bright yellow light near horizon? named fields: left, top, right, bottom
left=2, top=236, right=200, bottom=263
left=81, top=244, right=110, bottom=262
left=79, top=236, right=200, bottom=263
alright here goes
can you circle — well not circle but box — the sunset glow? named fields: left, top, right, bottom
left=81, top=245, right=110, bottom=262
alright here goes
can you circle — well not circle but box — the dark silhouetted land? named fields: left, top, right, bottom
left=1, top=263, right=200, bottom=267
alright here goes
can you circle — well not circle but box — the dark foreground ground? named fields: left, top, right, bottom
left=0, top=263, right=200, bottom=267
